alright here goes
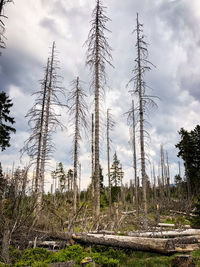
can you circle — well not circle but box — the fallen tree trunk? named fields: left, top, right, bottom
left=28, top=240, right=67, bottom=250
left=128, top=229, right=200, bottom=238
left=158, top=223, right=191, bottom=228
left=169, top=210, right=195, bottom=217
left=72, top=233, right=175, bottom=254
left=72, top=233, right=200, bottom=254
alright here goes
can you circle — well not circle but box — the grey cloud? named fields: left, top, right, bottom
left=40, top=17, right=59, bottom=36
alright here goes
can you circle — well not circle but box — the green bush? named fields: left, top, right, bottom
left=49, top=245, right=86, bottom=264
left=15, top=247, right=51, bottom=266
left=190, top=196, right=200, bottom=228
left=92, top=253, right=119, bottom=266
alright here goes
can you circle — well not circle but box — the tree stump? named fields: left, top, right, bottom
left=172, top=255, right=195, bottom=267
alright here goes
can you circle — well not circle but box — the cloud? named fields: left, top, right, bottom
left=0, top=0, right=199, bottom=189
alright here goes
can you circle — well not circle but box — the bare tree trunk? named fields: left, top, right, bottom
left=0, top=0, right=4, bottom=15
left=37, top=43, right=55, bottom=210
left=86, top=0, right=112, bottom=223
left=91, top=113, right=95, bottom=215
left=94, top=0, right=100, bottom=221
left=1, top=223, right=11, bottom=263
left=35, top=58, right=49, bottom=196
left=136, top=13, right=147, bottom=228
left=166, top=151, right=170, bottom=202
left=106, top=109, right=112, bottom=216
left=78, top=163, right=81, bottom=205
left=73, top=77, right=80, bottom=216
left=132, top=100, right=139, bottom=219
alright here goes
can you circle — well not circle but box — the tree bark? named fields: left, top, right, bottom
left=1, top=224, right=11, bottom=263
left=136, top=13, right=147, bottom=228
left=106, top=109, right=112, bottom=216
left=72, top=233, right=175, bottom=254
left=73, top=77, right=80, bottom=216
left=94, top=0, right=100, bottom=221
left=132, top=100, right=139, bottom=219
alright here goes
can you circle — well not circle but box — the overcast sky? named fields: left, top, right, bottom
left=0, top=0, right=200, bottom=190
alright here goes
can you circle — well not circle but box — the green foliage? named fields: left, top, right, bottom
left=49, top=245, right=85, bottom=264
left=176, top=125, right=200, bottom=196
left=12, top=245, right=128, bottom=266
left=121, top=251, right=174, bottom=267
left=191, top=249, right=200, bottom=266
left=0, top=91, right=16, bottom=151
left=100, top=192, right=109, bottom=208
left=111, top=186, right=120, bottom=203
left=9, top=246, right=22, bottom=264
left=110, top=152, right=123, bottom=187
left=15, top=248, right=51, bottom=266
left=91, top=253, right=119, bottom=266
left=190, top=196, right=200, bottom=228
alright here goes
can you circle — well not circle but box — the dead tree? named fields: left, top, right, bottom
left=106, top=108, right=115, bottom=216
left=166, top=151, right=171, bottom=202
left=85, top=0, right=113, bottom=220
left=129, top=100, right=139, bottom=218
left=21, top=42, right=65, bottom=211
left=0, top=0, right=13, bottom=53
left=128, top=13, right=156, bottom=229
left=91, top=113, right=95, bottom=213
left=67, top=77, right=88, bottom=216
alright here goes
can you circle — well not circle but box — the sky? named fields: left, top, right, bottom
left=0, top=0, right=200, bottom=190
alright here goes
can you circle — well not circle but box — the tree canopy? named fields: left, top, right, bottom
left=176, top=125, right=200, bottom=196
left=0, top=91, right=16, bottom=151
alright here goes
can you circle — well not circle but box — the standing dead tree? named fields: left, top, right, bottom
left=106, top=108, right=115, bottom=216
left=126, top=100, right=139, bottom=219
left=85, top=0, right=113, bottom=220
left=21, top=42, right=65, bottom=211
left=0, top=0, right=13, bottom=53
left=91, top=113, right=95, bottom=213
left=67, top=77, right=88, bottom=216
left=127, top=13, right=156, bottom=229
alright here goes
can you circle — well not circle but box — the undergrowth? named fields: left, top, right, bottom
left=1, top=245, right=200, bottom=266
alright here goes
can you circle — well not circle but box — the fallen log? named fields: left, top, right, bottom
left=175, top=243, right=200, bottom=253
left=72, top=233, right=175, bottom=254
left=89, top=230, right=118, bottom=235
left=169, top=210, right=195, bottom=217
left=28, top=240, right=67, bottom=250
left=122, top=211, right=136, bottom=215
left=157, top=223, right=191, bottom=229
left=128, top=229, right=200, bottom=238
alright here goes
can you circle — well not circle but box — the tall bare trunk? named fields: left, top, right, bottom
left=94, top=0, right=100, bottom=220
left=35, top=58, right=49, bottom=195
left=136, top=13, right=147, bottom=228
left=166, top=151, right=170, bottom=202
left=38, top=42, right=55, bottom=209
left=91, top=113, right=95, bottom=215
left=73, top=77, right=80, bottom=216
left=131, top=100, right=139, bottom=219
left=106, top=109, right=112, bottom=215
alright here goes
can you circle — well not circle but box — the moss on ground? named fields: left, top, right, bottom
left=1, top=245, right=200, bottom=266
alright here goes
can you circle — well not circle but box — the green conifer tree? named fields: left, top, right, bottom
left=0, top=91, right=16, bottom=151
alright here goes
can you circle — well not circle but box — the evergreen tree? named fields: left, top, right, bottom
left=110, top=152, right=123, bottom=187
left=0, top=91, right=16, bottom=151
left=56, top=162, right=66, bottom=193
left=67, top=169, right=73, bottom=191
left=176, top=125, right=200, bottom=197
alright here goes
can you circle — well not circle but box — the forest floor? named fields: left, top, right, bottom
left=0, top=245, right=200, bottom=266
